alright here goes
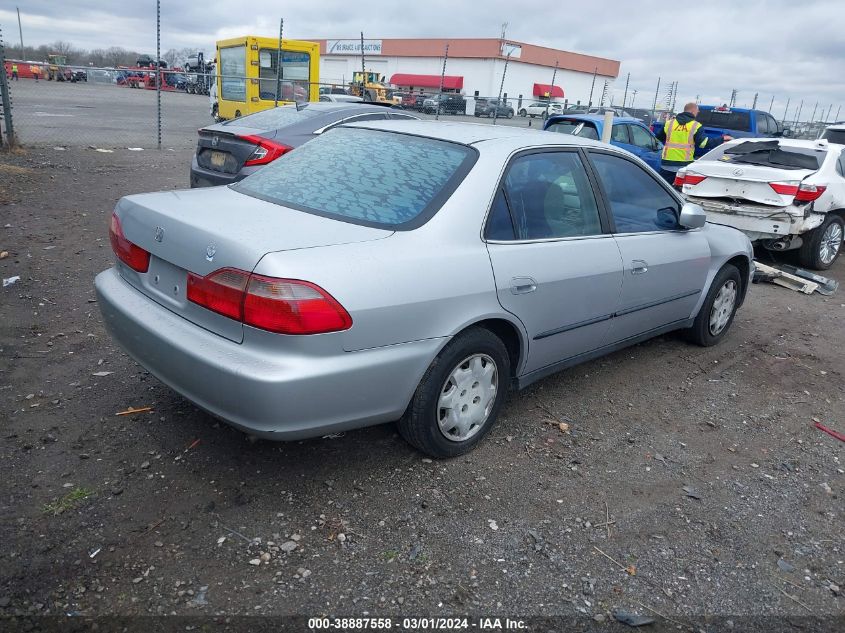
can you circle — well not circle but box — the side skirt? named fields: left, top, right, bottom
left=514, top=318, right=694, bottom=390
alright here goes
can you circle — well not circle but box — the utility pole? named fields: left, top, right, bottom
left=435, top=43, right=449, bottom=121
left=809, top=102, right=818, bottom=125
left=651, top=76, right=661, bottom=122
left=782, top=97, right=790, bottom=125
left=793, top=99, right=803, bottom=128
left=17, top=7, right=25, bottom=59
left=621, top=72, right=629, bottom=112
left=493, top=46, right=513, bottom=125
left=670, top=81, right=678, bottom=112
left=588, top=67, right=597, bottom=107
left=600, top=80, right=609, bottom=107
left=274, top=18, right=284, bottom=106
left=768, top=95, right=774, bottom=113
left=630, top=89, right=637, bottom=109
left=751, top=92, right=758, bottom=109
left=835, top=105, right=841, bottom=123
left=360, top=31, right=366, bottom=97
left=825, top=103, right=834, bottom=123
left=729, top=89, right=737, bottom=108
left=544, top=60, right=558, bottom=120
left=156, top=0, right=161, bottom=150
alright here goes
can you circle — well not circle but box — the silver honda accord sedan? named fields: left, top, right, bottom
left=95, top=120, right=753, bottom=457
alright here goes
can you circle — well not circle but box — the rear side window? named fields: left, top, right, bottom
left=611, top=125, right=629, bottom=143
left=695, top=109, right=752, bottom=132
left=546, top=119, right=582, bottom=135
left=589, top=152, right=680, bottom=233
left=822, top=128, right=845, bottom=144
left=234, top=128, right=476, bottom=228
left=485, top=152, right=602, bottom=241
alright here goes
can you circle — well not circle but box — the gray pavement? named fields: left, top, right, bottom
left=6, top=79, right=538, bottom=149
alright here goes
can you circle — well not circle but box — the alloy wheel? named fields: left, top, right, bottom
left=819, top=221, right=843, bottom=265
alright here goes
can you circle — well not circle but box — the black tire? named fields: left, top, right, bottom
left=686, top=264, right=742, bottom=347
left=798, top=214, right=843, bottom=270
left=519, top=109, right=527, bottom=117
left=506, top=110, right=514, bottom=119
left=398, top=327, right=510, bottom=458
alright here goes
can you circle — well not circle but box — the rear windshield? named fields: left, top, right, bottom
left=821, top=128, right=845, bottom=144
left=546, top=119, right=599, bottom=140
left=700, top=140, right=825, bottom=170
left=222, top=105, right=320, bottom=129
left=696, top=109, right=752, bottom=132
left=233, top=127, right=477, bottom=228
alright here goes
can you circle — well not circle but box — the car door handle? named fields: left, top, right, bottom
left=510, top=277, right=537, bottom=294
left=631, top=260, right=649, bottom=275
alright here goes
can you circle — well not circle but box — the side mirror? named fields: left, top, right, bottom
left=781, top=128, right=793, bottom=138
left=679, top=202, right=706, bottom=229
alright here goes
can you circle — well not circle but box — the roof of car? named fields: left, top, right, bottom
left=546, top=114, right=646, bottom=126
left=344, top=119, right=607, bottom=150
left=826, top=123, right=845, bottom=130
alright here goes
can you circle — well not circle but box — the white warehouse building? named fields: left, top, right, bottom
left=312, top=37, right=620, bottom=109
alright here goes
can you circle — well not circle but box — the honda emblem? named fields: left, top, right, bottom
left=732, top=168, right=744, bottom=177
left=205, top=244, right=216, bottom=261
left=154, top=226, right=165, bottom=242
left=211, top=135, right=219, bottom=148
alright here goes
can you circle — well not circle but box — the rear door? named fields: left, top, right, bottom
left=586, top=150, right=710, bottom=343
left=628, top=123, right=663, bottom=171
left=485, top=150, right=623, bottom=374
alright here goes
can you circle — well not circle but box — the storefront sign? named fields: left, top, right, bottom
left=327, top=40, right=383, bottom=55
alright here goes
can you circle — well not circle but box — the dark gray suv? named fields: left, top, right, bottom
left=474, top=98, right=514, bottom=119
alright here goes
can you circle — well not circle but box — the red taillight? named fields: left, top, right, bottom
left=109, top=213, right=150, bottom=273
left=187, top=268, right=248, bottom=321
left=769, top=181, right=799, bottom=196
left=794, top=183, right=827, bottom=202
left=674, top=172, right=707, bottom=187
left=187, top=268, right=352, bottom=335
left=239, top=134, right=292, bottom=166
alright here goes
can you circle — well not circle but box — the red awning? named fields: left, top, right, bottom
left=533, top=83, right=564, bottom=98
left=390, top=73, right=464, bottom=90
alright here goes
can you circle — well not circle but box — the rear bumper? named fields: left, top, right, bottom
left=688, top=196, right=825, bottom=241
left=95, top=268, right=444, bottom=440
left=189, top=155, right=255, bottom=188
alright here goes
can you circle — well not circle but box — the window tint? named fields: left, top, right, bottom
left=629, top=124, right=656, bottom=149
left=756, top=114, right=769, bottom=135
left=491, top=152, right=602, bottom=240
left=766, top=114, right=780, bottom=135
left=822, top=128, right=845, bottom=144
left=695, top=109, right=752, bottom=132
left=234, top=128, right=475, bottom=228
left=590, top=152, right=681, bottom=233
left=611, top=125, right=629, bottom=143
left=485, top=189, right=515, bottom=240
left=838, top=153, right=845, bottom=177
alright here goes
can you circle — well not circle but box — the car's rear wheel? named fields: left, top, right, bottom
left=799, top=214, right=843, bottom=270
left=506, top=110, right=514, bottom=119
left=398, top=328, right=510, bottom=458
left=519, top=109, right=527, bottom=117
left=686, top=264, right=741, bottom=347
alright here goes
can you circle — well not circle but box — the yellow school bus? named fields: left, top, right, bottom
left=215, top=35, right=320, bottom=120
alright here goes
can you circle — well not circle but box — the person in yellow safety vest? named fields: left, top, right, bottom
left=11, top=63, right=19, bottom=81
left=655, top=102, right=732, bottom=184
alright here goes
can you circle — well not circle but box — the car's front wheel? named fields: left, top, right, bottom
left=799, top=214, right=843, bottom=270
left=398, top=327, right=510, bottom=458
left=519, top=109, right=527, bottom=117
left=686, top=264, right=741, bottom=347
left=506, top=110, right=514, bottom=119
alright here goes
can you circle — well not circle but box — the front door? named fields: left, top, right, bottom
left=485, top=150, right=623, bottom=374
left=586, top=150, right=711, bottom=343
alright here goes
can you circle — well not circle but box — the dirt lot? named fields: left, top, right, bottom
left=0, top=147, right=843, bottom=631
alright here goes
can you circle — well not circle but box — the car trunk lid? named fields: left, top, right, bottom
left=115, top=186, right=392, bottom=342
left=195, top=124, right=275, bottom=175
left=680, top=160, right=817, bottom=206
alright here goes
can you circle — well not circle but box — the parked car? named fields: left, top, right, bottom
left=820, top=124, right=845, bottom=144
left=96, top=120, right=752, bottom=457
left=652, top=106, right=790, bottom=148
left=318, top=94, right=363, bottom=103
left=587, top=106, right=634, bottom=118
left=190, top=103, right=419, bottom=188
left=678, top=137, right=845, bottom=269
left=422, top=93, right=466, bottom=115
left=474, top=98, right=514, bottom=119
left=519, top=101, right=563, bottom=118
left=544, top=114, right=664, bottom=172
left=71, top=69, right=87, bottom=82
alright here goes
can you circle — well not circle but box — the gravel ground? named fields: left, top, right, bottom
left=0, top=147, right=843, bottom=631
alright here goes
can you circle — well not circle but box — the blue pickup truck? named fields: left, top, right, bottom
left=652, top=106, right=790, bottom=149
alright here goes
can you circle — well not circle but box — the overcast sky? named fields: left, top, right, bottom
left=2, top=0, right=843, bottom=119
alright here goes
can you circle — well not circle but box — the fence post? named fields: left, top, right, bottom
left=156, top=0, right=161, bottom=150
left=0, top=25, right=16, bottom=148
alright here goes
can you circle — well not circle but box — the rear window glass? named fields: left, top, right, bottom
left=700, top=140, right=825, bottom=170
left=222, top=104, right=320, bottom=129
left=821, top=128, right=845, bottom=144
left=233, top=128, right=477, bottom=228
left=546, top=119, right=599, bottom=140
left=695, top=109, right=752, bottom=132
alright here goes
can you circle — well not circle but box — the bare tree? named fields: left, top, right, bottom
left=49, top=40, right=80, bottom=63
